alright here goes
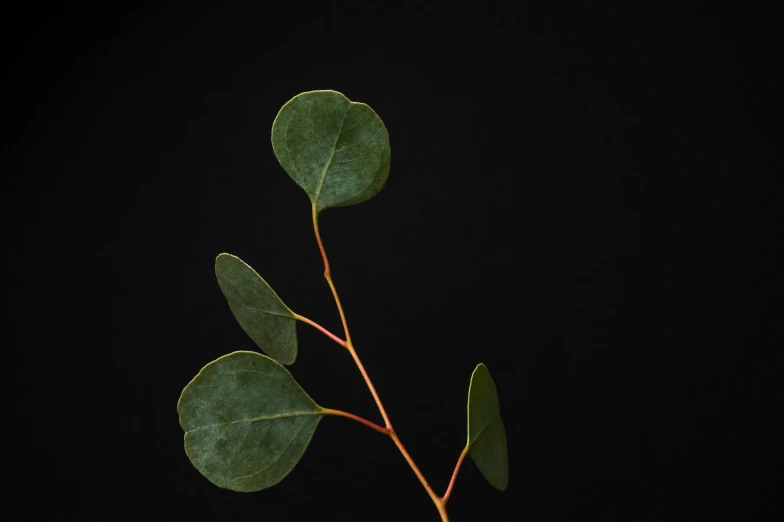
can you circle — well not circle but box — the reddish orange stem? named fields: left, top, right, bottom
left=389, top=430, right=450, bottom=521
left=312, top=205, right=332, bottom=277
left=322, top=408, right=389, bottom=435
left=294, top=314, right=348, bottom=348
left=312, top=207, right=392, bottom=427
left=311, top=205, right=449, bottom=521
left=442, top=445, right=469, bottom=504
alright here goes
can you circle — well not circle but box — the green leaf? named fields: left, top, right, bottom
left=215, top=253, right=298, bottom=365
left=178, top=351, right=324, bottom=492
left=271, top=90, right=391, bottom=213
left=467, top=363, right=509, bottom=491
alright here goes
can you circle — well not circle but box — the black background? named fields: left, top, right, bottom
left=5, top=2, right=777, bottom=521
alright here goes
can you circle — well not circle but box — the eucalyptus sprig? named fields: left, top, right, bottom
left=177, top=90, right=508, bottom=521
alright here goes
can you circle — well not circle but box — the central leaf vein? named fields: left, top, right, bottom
left=186, top=411, right=323, bottom=434
left=242, top=306, right=292, bottom=319
left=313, top=103, right=351, bottom=204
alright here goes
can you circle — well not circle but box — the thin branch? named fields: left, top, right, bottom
left=312, top=206, right=391, bottom=428
left=311, top=205, right=449, bottom=521
left=312, top=206, right=353, bottom=342
left=389, top=431, right=450, bottom=521
left=293, top=314, right=348, bottom=348
left=322, top=408, right=390, bottom=435
left=442, top=445, right=469, bottom=504
left=312, top=205, right=332, bottom=276
left=344, top=341, right=393, bottom=429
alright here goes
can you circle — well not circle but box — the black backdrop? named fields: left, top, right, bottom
left=5, top=2, right=777, bottom=521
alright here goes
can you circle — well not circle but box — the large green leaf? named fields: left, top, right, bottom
left=178, top=351, right=325, bottom=492
left=467, top=363, right=509, bottom=491
left=215, top=253, right=297, bottom=365
left=271, top=90, right=391, bottom=213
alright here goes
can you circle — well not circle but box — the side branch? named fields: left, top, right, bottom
left=442, top=445, right=469, bottom=504
left=294, top=314, right=348, bottom=348
left=322, top=408, right=390, bottom=435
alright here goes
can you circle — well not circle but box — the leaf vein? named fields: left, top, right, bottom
left=313, top=103, right=351, bottom=204
left=186, top=411, right=322, bottom=433
left=230, top=419, right=312, bottom=481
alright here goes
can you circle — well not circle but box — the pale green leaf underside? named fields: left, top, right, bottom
left=271, top=90, right=391, bottom=213
left=178, top=351, right=324, bottom=492
left=215, top=253, right=297, bottom=365
left=467, top=363, right=509, bottom=491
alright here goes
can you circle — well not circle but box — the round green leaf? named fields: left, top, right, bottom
left=467, top=363, right=509, bottom=491
left=271, top=90, right=391, bottom=213
left=178, top=351, right=324, bottom=492
left=215, top=253, right=298, bottom=365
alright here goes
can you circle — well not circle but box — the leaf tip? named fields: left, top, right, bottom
left=214, top=252, right=237, bottom=272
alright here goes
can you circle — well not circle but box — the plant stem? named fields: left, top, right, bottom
left=442, top=445, right=469, bottom=505
left=389, top=430, right=450, bottom=521
left=312, top=206, right=392, bottom=428
left=322, top=408, right=389, bottom=435
left=312, top=207, right=348, bottom=339
left=312, top=205, right=450, bottom=522
left=293, top=314, right=348, bottom=348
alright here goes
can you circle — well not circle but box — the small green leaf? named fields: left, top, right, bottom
left=467, top=363, right=509, bottom=491
left=271, top=90, right=391, bottom=213
left=215, top=253, right=297, bottom=365
left=178, top=351, right=325, bottom=492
